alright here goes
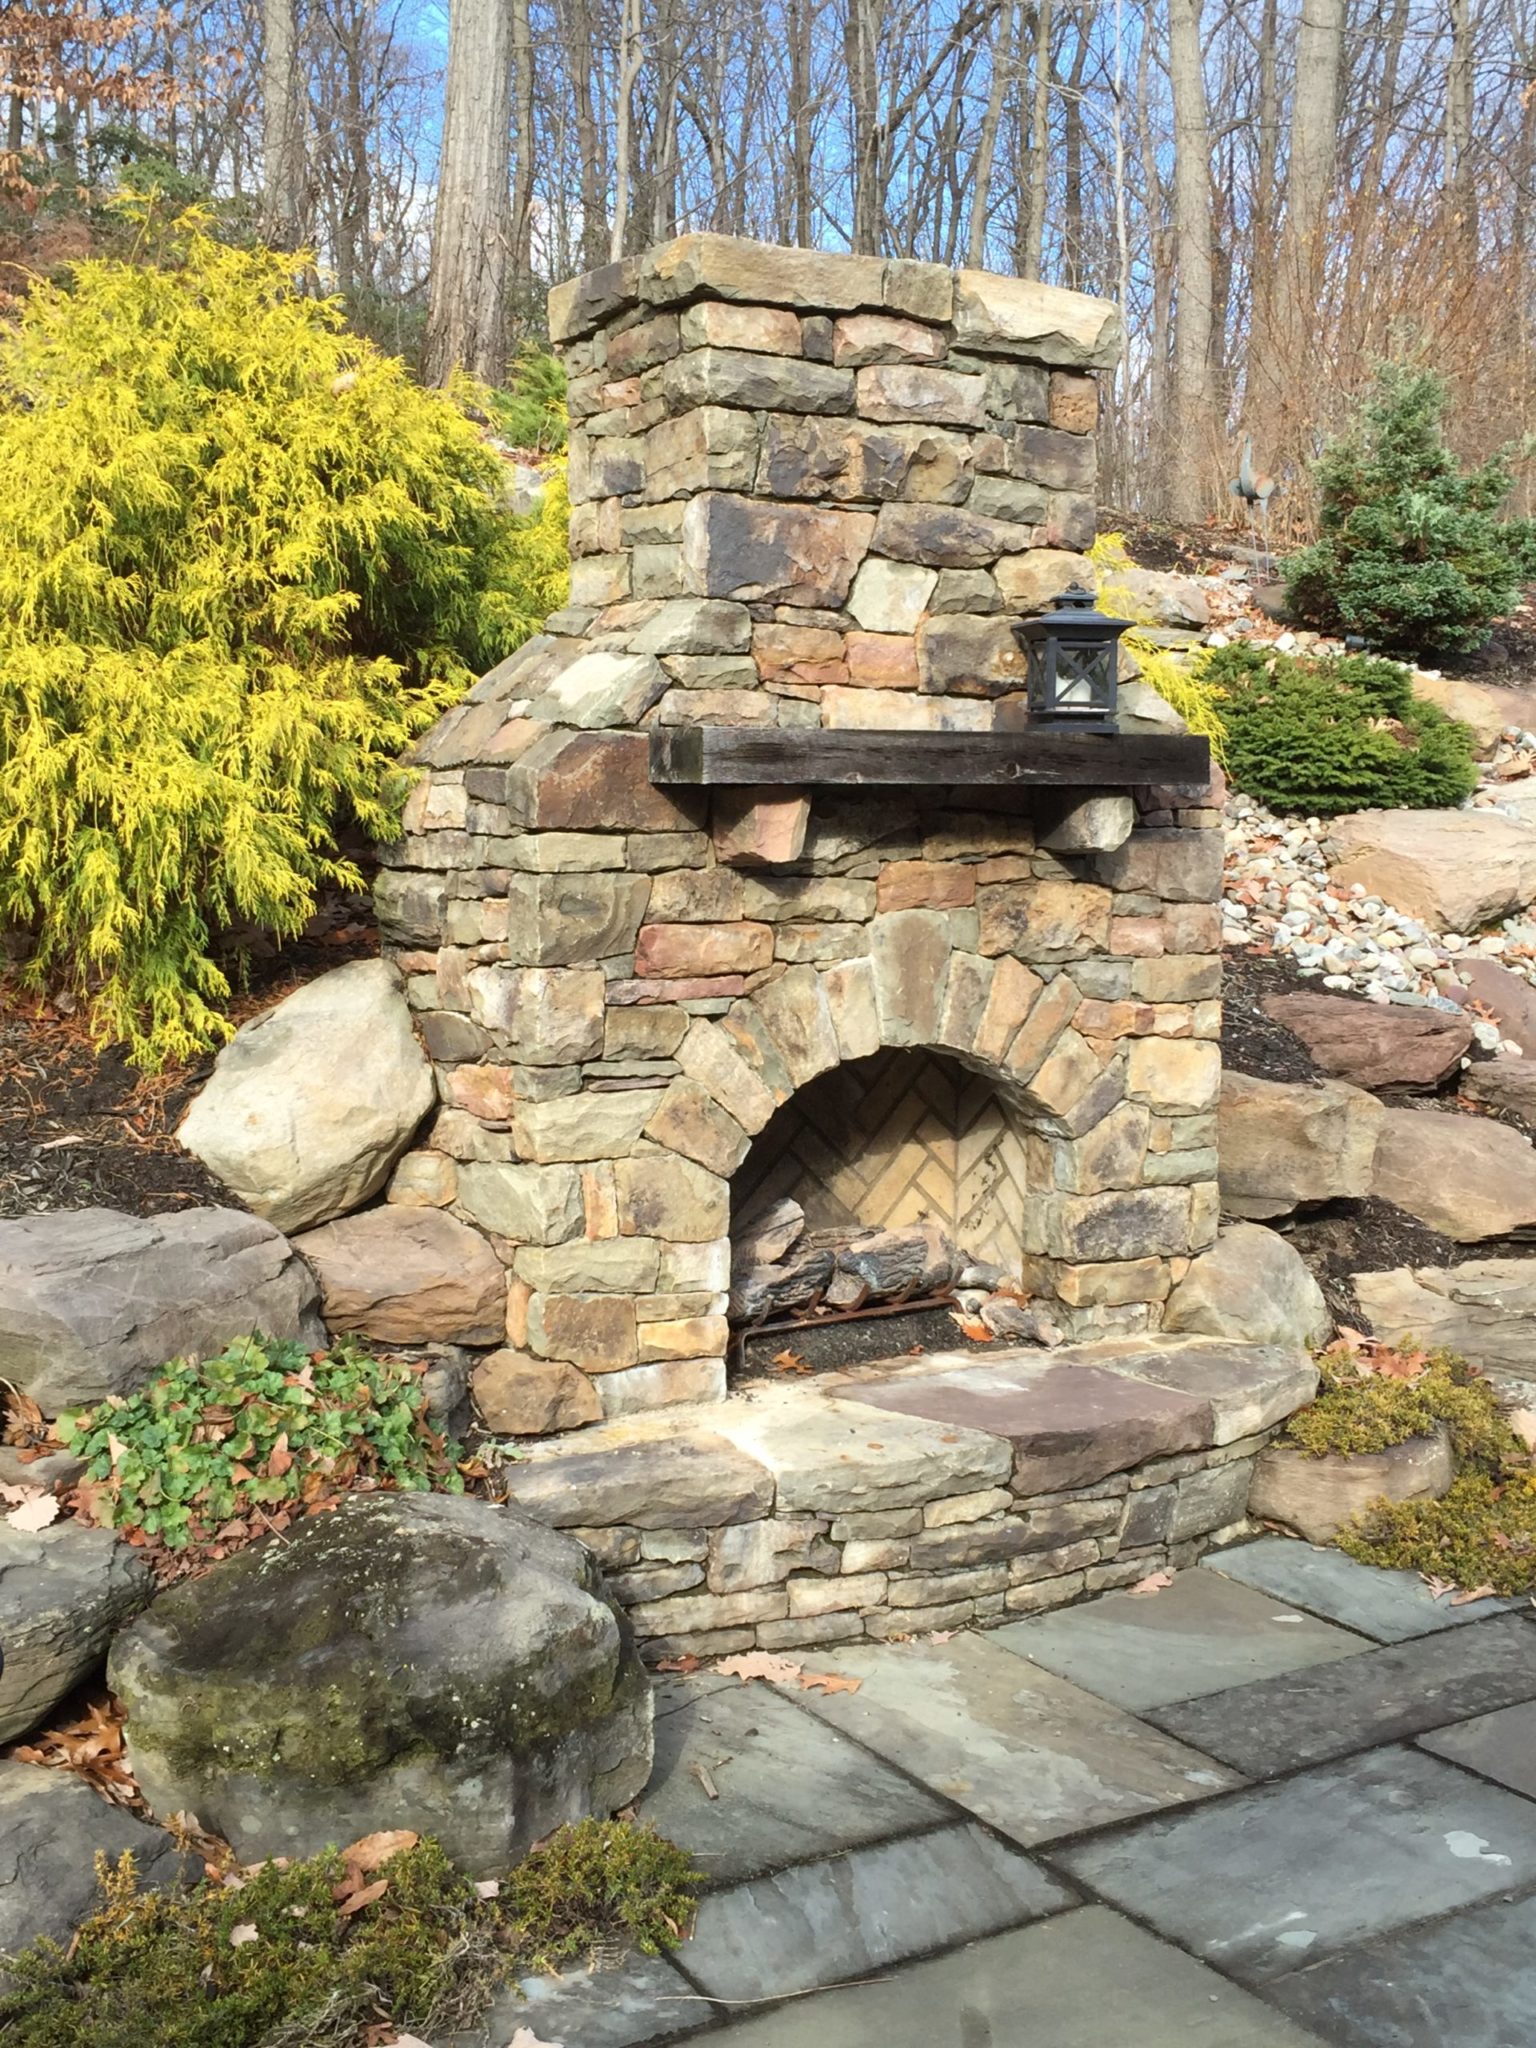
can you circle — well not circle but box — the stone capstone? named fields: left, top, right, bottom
left=109, top=1492, right=654, bottom=1875
left=0, top=1762, right=192, bottom=1962
left=0, top=1206, right=325, bottom=1416
left=178, top=959, right=434, bottom=1232
left=0, top=1523, right=154, bottom=1742
left=290, top=1207, right=508, bottom=1345
left=1162, top=1223, right=1332, bottom=1352
left=1369, top=1106, right=1536, bottom=1242
left=1217, top=1072, right=1383, bottom=1221
left=1261, top=990, right=1473, bottom=1090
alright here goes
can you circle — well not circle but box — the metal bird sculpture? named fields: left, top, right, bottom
left=1229, top=435, right=1279, bottom=581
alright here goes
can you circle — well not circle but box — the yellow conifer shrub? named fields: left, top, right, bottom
left=0, top=210, right=568, bottom=1066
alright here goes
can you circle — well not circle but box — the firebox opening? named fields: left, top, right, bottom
left=727, top=1046, right=1060, bottom=1379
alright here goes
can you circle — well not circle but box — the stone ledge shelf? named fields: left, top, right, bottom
left=499, top=1336, right=1318, bottom=1662
left=650, top=726, right=1212, bottom=791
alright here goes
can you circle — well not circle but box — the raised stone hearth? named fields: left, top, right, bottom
left=497, top=1336, right=1318, bottom=1658
left=377, top=233, right=1226, bottom=1445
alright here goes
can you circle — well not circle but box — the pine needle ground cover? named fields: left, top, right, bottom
left=0, top=1823, right=699, bottom=2048
left=0, top=208, right=568, bottom=1067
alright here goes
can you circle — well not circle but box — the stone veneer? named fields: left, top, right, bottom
left=376, top=234, right=1225, bottom=1437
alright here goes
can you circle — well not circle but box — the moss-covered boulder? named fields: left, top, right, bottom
left=109, top=1493, right=653, bottom=1875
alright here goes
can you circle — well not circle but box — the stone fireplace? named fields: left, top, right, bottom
left=376, top=233, right=1225, bottom=1442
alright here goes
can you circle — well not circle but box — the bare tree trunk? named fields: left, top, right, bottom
left=611, top=0, right=643, bottom=258
left=789, top=0, right=815, bottom=243
left=1020, top=0, right=1051, bottom=277
left=1445, top=0, right=1476, bottom=257
left=511, top=0, right=536, bottom=305
left=423, top=0, right=512, bottom=385
left=262, top=0, right=306, bottom=245
left=1061, top=6, right=1088, bottom=287
left=846, top=0, right=883, bottom=252
left=1167, top=0, right=1215, bottom=523
left=966, top=0, right=1014, bottom=265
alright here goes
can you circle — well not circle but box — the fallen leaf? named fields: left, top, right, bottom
left=1450, top=1584, right=1498, bottom=1606
left=338, top=1877, right=389, bottom=1916
left=1422, top=1574, right=1457, bottom=1600
left=927, top=1629, right=958, bottom=1643
left=770, top=1348, right=811, bottom=1374
left=948, top=1311, right=994, bottom=1342
left=474, top=1879, right=501, bottom=1899
left=228, top=1923, right=259, bottom=1947
left=6, top=1490, right=60, bottom=1532
left=797, top=1671, right=861, bottom=1696
left=505, top=2031, right=563, bottom=2048
left=1128, top=1570, right=1174, bottom=1596
left=266, top=1432, right=293, bottom=1479
left=713, top=1650, right=802, bottom=1685
left=338, top=1829, right=419, bottom=1873
left=653, top=1654, right=702, bottom=1675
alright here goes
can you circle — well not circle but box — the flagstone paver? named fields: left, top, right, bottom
left=1147, top=1613, right=1536, bottom=1774
left=1051, top=1744, right=1536, bottom=1983
left=696, top=1908, right=1331, bottom=2047
left=680, top=1819, right=1071, bottom=2005
left=638, top=1678, right=950, bottom=1880
left=1263, top=1891, right=1536, bottom=2048
left=1418, top=1698, right=1536, bottom=1799
left=447, top=1954, right=705, bottom=2048
left=786, top=1632, right=1242, bottom=1844
left=992, top=1565, right=1367, bottom=1710
left=1201, top=1536, right=1517, bottom=1641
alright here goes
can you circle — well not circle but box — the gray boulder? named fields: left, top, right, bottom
left=1355, top=1259, right=1536, bottom=1392
left=1163, top=1223, right=1332, bottom=1351
left=0, top=1762, right=191, bottom=1964
left=0, top=1207, right=324, bottom=1416
left=0, top=1523, right=154, bottom=1741
left=1217, top=1071, right=1383, bottom=1221
left=111, top=1492, right=654, bottom=1876
left=178, top=958, right=434, bottom=1233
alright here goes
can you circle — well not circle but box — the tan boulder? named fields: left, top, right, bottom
left=1249, top=1429, right=1455, bottom=1544
left=1217, top=1071, right=1383, bottom=1220
left=1369, top=1106, right=1536, bottom=1241
left=1325, top=809, right=1536, bottom=931
left=293, top=1207, right=507, bottom=1344
left=471, top=1350, right=602, bottom=1434
left=1410, top=669, right=1529, bottom=751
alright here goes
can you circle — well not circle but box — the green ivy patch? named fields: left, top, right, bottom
left=63, top=1335, right=463, bottom=1553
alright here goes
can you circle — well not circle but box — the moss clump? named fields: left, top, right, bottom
left=1340, top=1472, right=1536, bottom=1595
left=505, top=1819, right=701, bottom=1973
left=0, top=1823, right=701, bottom=2047
left=1284, top=1347, right=1517, bottom=1463
left=0, top=1838, right=500, bottom=2047
left=64, top=1335, right=464, bottom=1553
left=1204, top=641, right=1477, bottom=817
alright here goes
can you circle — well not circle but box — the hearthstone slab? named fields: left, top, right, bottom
left=1051, top=1745, right=1536, bottom=1983
left=707, top=1385, right=1011, bottom=1512
left=696, top=1907, right=1329, bottom=2048
left=1147, top=1614, right=1536, bottom=1774
left=1418, top=1699, right=1536, bottom=1799
left=499, top=1422, right=774, bottom=1529
left=992, top=1567, right=1366, bottom=1711
left=840, top=1352, right=1213, bottom=1492
left=1263, top=1892, right=1536, bottom=2048
left=1201, top=1537, right=1518, bottom=1642
left=681, top=1819, right=1071, bottom=2004
left=1077, top=1337, right=1318, bottom=1444
left=445, top=1954, right=703, bottom=2048
left=783, top=1633, right=1240, bottom=1845
left=637, top=1678, right=949, bottom=1881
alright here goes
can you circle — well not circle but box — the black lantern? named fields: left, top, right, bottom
left=1013, top=583, right=1127, bottom=731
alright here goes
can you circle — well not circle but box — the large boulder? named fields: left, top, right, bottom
left=1248, top=1428, right=1456, bottom=1544
left=1162, top=1223, right=1332, bottom=1351
left=291, top=1208, right=507, bottom=1345
left=0, top=1763, right=191, bottom=1963
left=110, top=1493, right=654, bottom=1875
left=1261, top=990, right=1472, bottom=1090
left=0, top=1207, right=324, bottom=1416
left=1325, top=809, right=1536, bottom=932
left=1411, top=669, right=1529, bottom=751
left=1114, top=566, right=1210, bottom=628
left=1217, top=1072, right=1383, bottom=1220
left=0, top=1523, right=154, bottom=1742
left=1356, top=1259, right=1536, bottom=1387
left=1369, top=1106, right=1536, bottom=1241
left=1464, top=1056, right=1536, bottom=1122
left=1449, top=959, right=1536, bottom=1057
left=178, top=959, right=434, bottom=1233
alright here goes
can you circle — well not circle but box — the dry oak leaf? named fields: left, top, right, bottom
left=228, top=1923, right=259, bottom=1947
left=339, top=1830, right=419, bottom=1873
left=653, top=1654, right=702, bottom=1675
left=797, top=1671, right=861, bottom=1696
left=1423, top=1574, right=1458, bottom=1601
left=1128, top=1570, right=1174, bottom=1596
left=1450, top=1584, right=1499, bottom=1606
left=770, top=1348, right=811, bottom=1374
left=338, top=1878, right=390, bottom=1917
left=712, top=1651, right=802, bottom=1685
left=5, top=1490, right=60, bottom=1532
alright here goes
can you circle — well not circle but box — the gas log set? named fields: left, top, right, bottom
left=728, top=1199, right=1065, bottom=1357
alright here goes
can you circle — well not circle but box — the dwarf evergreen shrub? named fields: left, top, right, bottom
left=1285, top=363, right=1536, bottom=654
left=0, top=208, right=569, bottom=1065
left=1207, top=641, right=1478, bottom=815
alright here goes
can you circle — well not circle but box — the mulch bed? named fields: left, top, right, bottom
left=0, top=891, right=378, bottom=1220
left=733, top=1302, right=994, bottom=1384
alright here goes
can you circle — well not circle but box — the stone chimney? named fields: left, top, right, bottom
left=378, top=236, right=1221, bottom=1437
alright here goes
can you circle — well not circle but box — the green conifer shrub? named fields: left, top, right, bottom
left=1285, top=363, right=1536, bottom=654
left=0, top=209, right=569, bottom=1065
left=1206, top=641, right=1478, bottom=815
